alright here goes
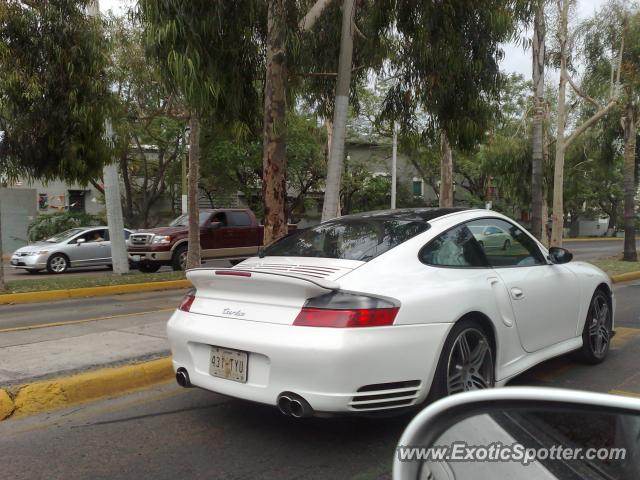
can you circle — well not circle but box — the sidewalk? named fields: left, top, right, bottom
left=0, top=303, right=172, bottom=387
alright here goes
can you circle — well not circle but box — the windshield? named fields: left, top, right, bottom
left=169, top=212, right=212, bottom=227
left=45, top=228, right=86, bottom=243
left=263, top=217, right=430, bottom=261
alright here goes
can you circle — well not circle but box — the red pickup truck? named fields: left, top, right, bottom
left=128, top=208, right=296, bottom=272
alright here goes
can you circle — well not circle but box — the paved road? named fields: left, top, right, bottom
left=564, top=238, right=637, bottom=261
left=1, top=281, right=639, bottom=479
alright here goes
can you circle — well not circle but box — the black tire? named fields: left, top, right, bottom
left=139, top=263, right=161, bottom=273
left=502, top=239, right=511, bottom=251
left=172, top=244, right=188, bottom=271
left=427, top=319, right=495, bottom=403
left=575, top=289, right=612, bottom=364
left=46, top=254, right=69, bottom=274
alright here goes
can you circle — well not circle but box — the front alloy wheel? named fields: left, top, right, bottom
left=446, top=327, right=495, bottom=394
left=47, top=254, right=69, bottom=274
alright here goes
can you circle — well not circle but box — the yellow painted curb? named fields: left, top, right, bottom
left=610, top=271, right=640, bottom=284
left=0, top=279, right=191, bottom=305
left=4, top=357, right=173, bottom=420
left=0, top=389, right=14, bottom=420
left=564, top=237, right=623, bottom=242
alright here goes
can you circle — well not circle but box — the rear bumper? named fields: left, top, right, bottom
left=167, top=310, right=452, bottom=414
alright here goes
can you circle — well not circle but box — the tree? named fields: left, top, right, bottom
left=381, top=0, right=534, bottom=209
left=138, top=1, right=264, bottom=268
left=102, top=13, right=187, bottom=228
left=0, top=0, right=110, bottom=289
left=549, top=0, right=624, bottom=247
left=531, top=0, right=547, bottom=241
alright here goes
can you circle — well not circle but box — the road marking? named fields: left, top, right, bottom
left=611, top=327, right=640, bottom=349
left=609, top=389, right=640, bottom=399
left=0, top=308, right=175, bottom=333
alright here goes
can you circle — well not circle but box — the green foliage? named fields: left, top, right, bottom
left=381, top=0, right=534, bottom=150
left=137, top=0, right=265, bottom=124
left=27, top=212, right=106, bottom=242
left=0, top=0, right=111, bottom=183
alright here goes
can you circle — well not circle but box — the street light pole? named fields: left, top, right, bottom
left=89, top=1, right=129, bottom=275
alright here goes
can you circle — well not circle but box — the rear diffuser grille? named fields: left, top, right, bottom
left=350, top=380, right=421, bottom=411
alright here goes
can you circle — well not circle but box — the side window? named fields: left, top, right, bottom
left=228, top=211, right=251, bottom=227
left=76, top=229, right=106, bottom=243
left=467, top=218, right=544, bottom=267
left=211, top=212, right=228, bottom=227
left=419, top=224, right=488, bottom=268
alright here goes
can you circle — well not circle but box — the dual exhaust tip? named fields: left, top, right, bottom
left=176, top=368, right=192, bottom=388
left=177, top=369, right=312, bottom=418
left=277, top=392, right=313, bottom=418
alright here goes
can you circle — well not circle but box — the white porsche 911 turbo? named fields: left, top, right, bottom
left=167, top=208, right=613, bottom=417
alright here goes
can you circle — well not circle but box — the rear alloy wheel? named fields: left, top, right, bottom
left=172, top=245, right=188, bottom=271
left=427, top=320, right=495, bottom=402
left=47, top=254, right=69, bottom=274
left=576, top=290, right=612, bottom=364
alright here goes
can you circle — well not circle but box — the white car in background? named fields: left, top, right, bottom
left=167, top=208, right=613, bottom=417
left=10, top=227, right=133, bottom=274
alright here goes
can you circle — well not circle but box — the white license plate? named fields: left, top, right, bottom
left=209, top=347, right=248, bottom=383
left=132, top=255, right=141, bottom=262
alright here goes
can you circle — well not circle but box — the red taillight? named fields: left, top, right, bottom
left=293, top=307, right=399, bottom=328
left=179, top=294, right=195, bottom=312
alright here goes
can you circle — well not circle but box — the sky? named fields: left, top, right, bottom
left=99, top=0, right=609, bottom=79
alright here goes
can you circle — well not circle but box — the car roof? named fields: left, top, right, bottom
left=338, top=207, right=469, bottom=222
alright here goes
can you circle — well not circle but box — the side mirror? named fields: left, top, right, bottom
left=76, top=238, right=86, bottom=245
left=549, top=246, right=573, bottom=264
left=393, top=387, right=640, bottom=480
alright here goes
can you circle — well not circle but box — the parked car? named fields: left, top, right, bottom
left=166, top=208, right=613, bottom=417
left=468, top=223, right=512, bottom=250
left=393, top=387, right=640, bottom=479
left=10, top=227, right=133, bottom=274
left=128, top=208, right=297, bottom=272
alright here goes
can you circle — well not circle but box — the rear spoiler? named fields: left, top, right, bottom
left=187, top=267, right=340, bottom=291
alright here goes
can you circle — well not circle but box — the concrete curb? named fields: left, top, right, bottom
left=610, top=271, right=640, bottom=284
left=0, top=279, right=191, bottom=305
left=564, top=237, right=623, bottom=242
left=0, top=357, right=173, bottom=421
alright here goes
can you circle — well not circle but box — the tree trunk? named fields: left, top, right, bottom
left=0, top=202, right=4, bottom=292
left=262, top=0, right=288, bottom=244
left=186, top=114, right=201, bottom=270
left=321, top=0, right=355, bottom=222
left=531, top=0, right=545, bottom=240
left=551, top=0, right=570, bottom=248
left=622, top=101, right=638, bottom=261
left=439, top=132, right=454, bottom=208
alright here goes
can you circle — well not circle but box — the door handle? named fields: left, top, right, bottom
left=510, top=287, right=525, bottom=300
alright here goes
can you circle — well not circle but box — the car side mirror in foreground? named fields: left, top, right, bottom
left=393, top=387, right=640, bottom=480
left=548, top=247, right=573, bottom=264
left=76, top=238, right=86, bottom=245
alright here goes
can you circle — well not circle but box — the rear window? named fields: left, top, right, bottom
left=263, top=217, right=430, bottom=261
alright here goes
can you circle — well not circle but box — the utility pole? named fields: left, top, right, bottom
left=391, top=121, right=397, bottom=209
left=321, top=0, right=355, bottom=222
left=181, top=147, right=188, bottom=214
left=89, top=1, right=129, bottom=274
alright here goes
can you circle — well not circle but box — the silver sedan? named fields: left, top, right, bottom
left=10, top=227, right=133, bottom=274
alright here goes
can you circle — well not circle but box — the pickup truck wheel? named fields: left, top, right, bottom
left=172, top=245, right=188, bottom=271
left=139, top=263, right=161, bottom=274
